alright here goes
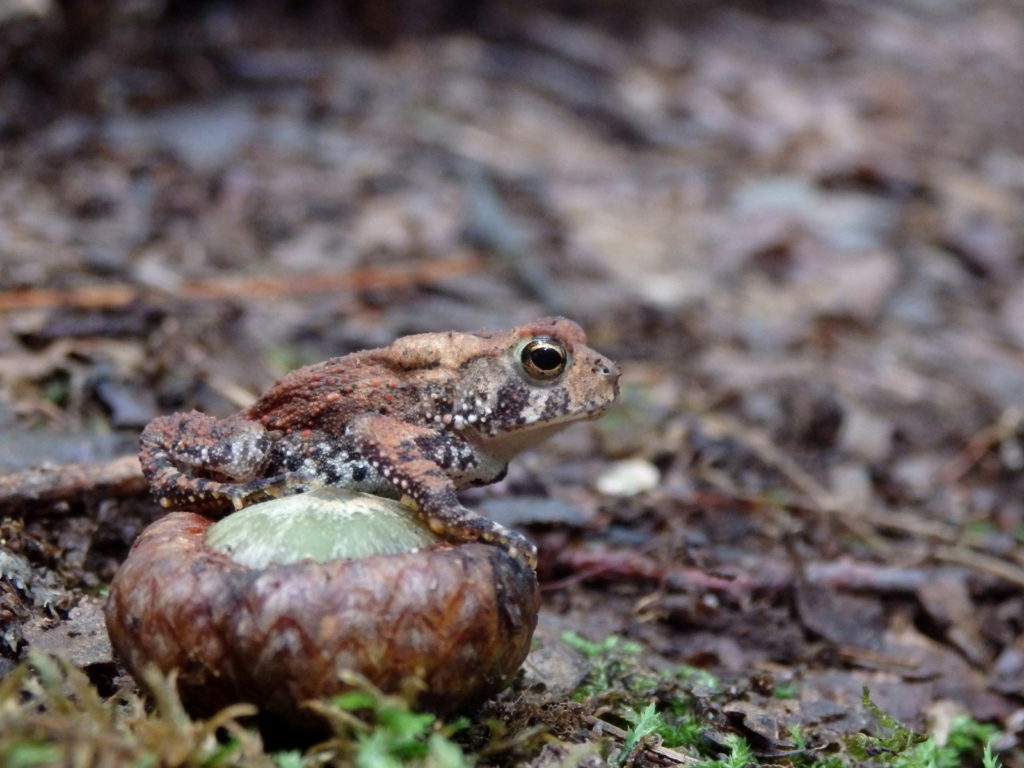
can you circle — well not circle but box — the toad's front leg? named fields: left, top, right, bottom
left=346, top=414, right=539, bottom=569
left=139, top=412, right=274, bottom=512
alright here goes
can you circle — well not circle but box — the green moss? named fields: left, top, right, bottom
left=0, top=653, right=478, bottom=768
left=555, top=634, right=1007, bottom=768
left=4, top=630, right=1007, bottom=768
left=845, top=689, right=1003, bottom=768
left=0, top=651, right=270, bottom=768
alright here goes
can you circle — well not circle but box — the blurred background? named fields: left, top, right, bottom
left=2, top=0, right=1024, bottom=760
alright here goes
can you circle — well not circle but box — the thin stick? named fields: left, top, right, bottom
left=0, top=455, right=146, bottom=514
left=0, top=257, right=481, bottom=312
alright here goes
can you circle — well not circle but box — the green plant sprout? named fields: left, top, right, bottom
left=676, top=665, right=721, bottom=693
left=612, top=701, right=662, bottom=767
left=561, top=631, right=647, bottom=701
left=305, top=680, right=471, bottom=768
left=982, top=741, right=1002, bottom=768
left=697, top=733, right=754, bottom=768
left=846, top=687, right=927, bottom=759
left=560, top=631, right=643, bottom=658
left=788, top=723, right=807, bottom=750
left=774, top=681, right=799, bottom=700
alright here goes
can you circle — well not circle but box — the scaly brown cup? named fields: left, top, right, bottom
left=105, top=492, right=538, bottom=734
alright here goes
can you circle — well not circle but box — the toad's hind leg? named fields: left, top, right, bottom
left=345, top=414, right=538, bottom=568
left=139, top=411, right=273, bottom=512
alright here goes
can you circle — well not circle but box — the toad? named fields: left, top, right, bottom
left=139, top=317, right=620, bottom=567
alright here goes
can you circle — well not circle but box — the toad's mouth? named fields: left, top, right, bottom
left=476, top=399, right=613, bottom=433
left=465, top=403, right=613, bottom=459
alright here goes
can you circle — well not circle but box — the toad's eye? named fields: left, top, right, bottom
left=520, top=337, right=568, bottom=380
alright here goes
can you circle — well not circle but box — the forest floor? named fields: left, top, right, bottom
left=1, top=1, right=1024, bottom=765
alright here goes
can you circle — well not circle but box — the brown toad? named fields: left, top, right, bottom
left=139, top=317, right=620, bottom=567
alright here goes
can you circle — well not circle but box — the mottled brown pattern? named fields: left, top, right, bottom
left=104, top=512, right=539, bottom=731
left=138, top=317, right=620, bottom=567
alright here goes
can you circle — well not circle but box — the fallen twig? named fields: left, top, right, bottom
left=547, top=545, right=1009, bottom=597
left=696, top=414, right=956, bottom=547
left=688, top=414, right=1024, bottom=590
left=591, top=716, right=702, bottom=766
left=932, top=544, right=1024, bottom=591
left=939, top=407, right=1024, bottom=485
left=0, top=455, right=146, bottom=514
left=544, top=547, right=754, bottom=597
left=0, top=257, right=481, bottom=313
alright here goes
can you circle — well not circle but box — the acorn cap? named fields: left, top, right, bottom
left=104, top=490, right=539, bottom=734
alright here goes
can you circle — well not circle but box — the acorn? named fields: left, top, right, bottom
left=104, top=488, right=539, bottom=734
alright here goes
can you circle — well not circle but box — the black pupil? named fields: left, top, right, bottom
left=529, top=345, right=563, bottom=371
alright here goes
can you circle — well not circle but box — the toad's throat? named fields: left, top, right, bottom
left=465, top=417, right=594, bottom=462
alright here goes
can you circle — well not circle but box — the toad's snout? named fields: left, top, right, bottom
left=597, top=352, right=621, bottom=385
left=583, top=350, right=621, bottom=405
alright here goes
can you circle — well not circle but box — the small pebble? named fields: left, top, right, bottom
left=596, top=458, right=660, bottom=497
left=838, top=405, right=893, bottom=463
left=828, top=462, right=873, bottom=508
